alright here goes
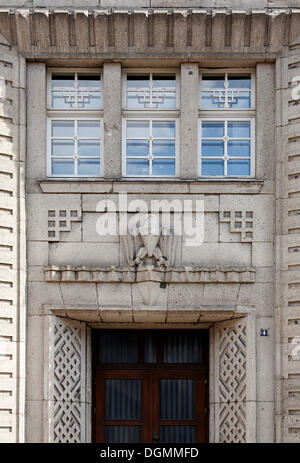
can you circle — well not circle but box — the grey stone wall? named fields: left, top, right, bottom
left=0, top=32, right=26, bottom=443
left=0, top=3, right=298, bottom=444
left=24, top=57, right=276, bottom=442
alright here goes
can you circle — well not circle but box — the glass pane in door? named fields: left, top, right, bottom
left=106, top=379, right=141, bottom=419
left=160, top=379, right=195, bottom=419
left=144, top=334, right=157, bottom=363
left=105, top=426, right=141, bottom=443
left=160, top=425, right=195, bottom=443
left=163, top=334, right=203, bottom=363
left=99, top=333, right=138, bottom=363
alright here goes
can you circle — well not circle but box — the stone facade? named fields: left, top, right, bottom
left=0, top=0, right=299, bottom=443
left=0, top=32, right=26, bottom=443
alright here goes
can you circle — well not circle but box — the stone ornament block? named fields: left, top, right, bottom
left=44, top=264, right=256, bottom=284
left=220, top=210, right=254, bottom=243
left=44, top=315, right=90, bottom=443
left=47, top=208, right=82, bottom=241
left=212, top=315, right=256, bottom=443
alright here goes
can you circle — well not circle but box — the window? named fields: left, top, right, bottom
left=199, top=70, right=255, bottom=177
left=48, top=118, right=101, bottom=176
left=123, top=119, right=177, bottom=177
left=199, top=119, right=254, bottom=176
left=122, top=70, right=179, bottom=177
left=124, top=72, right=178, bottom=110
left=47, top=69, right=103, bottom=177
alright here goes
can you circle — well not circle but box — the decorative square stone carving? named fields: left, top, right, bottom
left=219, top=210, right=253, bottom=242
left=47, top=209, right=82, bottom=241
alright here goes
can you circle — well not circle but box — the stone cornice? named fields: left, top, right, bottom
left=44, top=265, right=256, bottom=283
left=38, top=178, right=265, bottom=194
left=0, top=8, right=299, bottom=59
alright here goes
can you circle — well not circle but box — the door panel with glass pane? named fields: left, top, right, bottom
left=93, top=330, right=208, bottom=443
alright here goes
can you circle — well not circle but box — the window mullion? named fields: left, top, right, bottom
left=74, top=119, right=78, bottom=176
left=224, top=121, right=228, bottom=176
left=149, top=120, right=153, bottom=176
left=224, top=73, right=228, bottom=109
left=74, top=72, right=78, bottom=110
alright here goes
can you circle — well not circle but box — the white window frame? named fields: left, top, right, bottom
left=199, top=68, right=256, bottom=111
left=47, top=68, right=103, bottom=177
left=122, top=117, right=179, bottom=178
left=198, top=68, right=256, bottom=178
left=122, top=68, right=180, bottom=111
left=198, top=117, right=255, bottom=178
left=47, top=68, right=103, bottom=111
left=47, top=117, right=104, bottom=177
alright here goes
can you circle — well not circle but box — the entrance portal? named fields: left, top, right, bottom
left=92, top=330, right=209, bottom=443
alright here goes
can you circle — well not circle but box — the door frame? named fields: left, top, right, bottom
left=92, top=329, right=209, bottom=443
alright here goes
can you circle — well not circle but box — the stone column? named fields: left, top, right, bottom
left=255, top=63, right=275, bottom=443
left=256, top=63, right=275, bottom=181
left=180, top=63, right=199, bottom=179
left=103, top=63, right=122, bottom=179
left=26, top=63, right=47, bottom=191
left=25, top=62, right=47, bottom=443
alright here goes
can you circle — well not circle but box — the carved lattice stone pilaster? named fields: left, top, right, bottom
left=47, top=317, right=88, bottom=443
left=214, top=317, right=256, bottom=443
left=219, top=320, right=247, bottom=442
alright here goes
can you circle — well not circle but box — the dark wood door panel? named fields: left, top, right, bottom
left=92, top=330, right=209, bottom=443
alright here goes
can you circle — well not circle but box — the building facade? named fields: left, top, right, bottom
left=0, top=0, right=300, bottom=443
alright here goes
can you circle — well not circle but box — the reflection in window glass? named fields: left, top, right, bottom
left=127, top=120, right=150, bottom=138
left=78, top=158, right=100, bottom=175
left=152, top=159, right=175, bottom=176
left=201, top=73, right=252, bottom=109
left=127, top=158, right=149, bottom=176
left=125, top=120, right=176, bottom=176
left=126, top=73, right=176, bottom=109
left=152, top=140, right=175, bottom=157
left=52, top=159, right=74, bottom=175
left=227, top=159, right=250, bottom=176
left=228, top=121, right=251, bottom=138
left=78, top=140, right=100, bottom=157
left=127, top=140, right=149, bottom=157
left=52, top=140, right=74, bottom=157
left=51, top=72, right=101, bottom=109
left=200, top=120, right=252, bottom=177
left=50, top=119, right=101, bottom=176
left=152, top=121, right=175, bottom=138
left=202, top=121, right=224, bottom=138
left=51, top=120, right=74, bottom=137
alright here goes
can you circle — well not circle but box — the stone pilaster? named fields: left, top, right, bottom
left=0, top=32, right=26, bottom=443
left=180, top=63, right=199, bottom=179
left=275, top=48, right=300, bottom=442
left=103, top=63, right=122, bottom=179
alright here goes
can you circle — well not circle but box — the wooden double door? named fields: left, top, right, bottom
left=92, top=330, right=209, bottom=443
